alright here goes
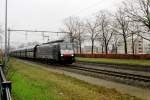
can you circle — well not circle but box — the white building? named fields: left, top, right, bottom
left=117, top=36, right=150, bottom=54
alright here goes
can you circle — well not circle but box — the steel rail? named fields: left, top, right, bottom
left=69, top=65, right=150, bottom=82
left=76, top=61, right=150, bottom=72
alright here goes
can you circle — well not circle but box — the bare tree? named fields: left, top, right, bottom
left=62, top=16, right=85, bottom=53
left=74, top=20, right=85, bottom=54
left=124, top=0, right=150, bottom=31
left=97, top=11, right=114, bottom=54
left=98, top=37, right=104, bottom=53
left=111, top=34, right=122, bottom=54
left=85, top=18, right=100, bottom=54
left=123, top=0, right=150, bottom=42
left=62, top=16, right=79, bottom=42
left=115, top=8, right=130, bottom=54
left=128, top=21, right=141, bottom=54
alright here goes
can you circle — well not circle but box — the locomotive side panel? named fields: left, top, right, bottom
left=36, top=44, right=54, bottom=59
left=52, top=44, right=60, bottom=61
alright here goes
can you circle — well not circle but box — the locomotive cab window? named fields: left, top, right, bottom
left=60, top=43, right=73, bottom=50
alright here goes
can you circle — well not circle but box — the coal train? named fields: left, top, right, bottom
left=10, top=40, right=75, bottom=64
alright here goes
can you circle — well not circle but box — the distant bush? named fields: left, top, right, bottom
left=76, top=54, right=150, bottom=59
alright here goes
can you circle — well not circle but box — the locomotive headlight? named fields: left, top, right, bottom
left=71, top=54, right=74, bottom=56
left=61, top=54, right=63, bottom=56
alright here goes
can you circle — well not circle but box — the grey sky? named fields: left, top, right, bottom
left=0, top=0, right=124, bottom=47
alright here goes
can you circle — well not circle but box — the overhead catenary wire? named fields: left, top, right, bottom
left=8, top=29, right=70, bottom=34
left=7, top=29, right=72, bottom=51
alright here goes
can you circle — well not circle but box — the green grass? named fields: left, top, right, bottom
left=7, top=58, right=141, bottom=100
left=76, top=57, right=150, bottom=66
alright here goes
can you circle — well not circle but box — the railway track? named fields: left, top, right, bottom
left=69, top=65, right=150, bottom=82
left=76, top=61, right=150, bottom=72
left=59, top=63, right=150, bottom=88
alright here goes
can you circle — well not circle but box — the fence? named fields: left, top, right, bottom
left=0, top=64, right=12, bottom=100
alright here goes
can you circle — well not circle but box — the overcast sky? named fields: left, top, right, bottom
left=0, top=0, right=124, bottom=47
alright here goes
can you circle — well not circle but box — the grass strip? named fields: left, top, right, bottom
left=7, top=58, right=142, bottom=100
left=76, top=57, right=150, bottom=66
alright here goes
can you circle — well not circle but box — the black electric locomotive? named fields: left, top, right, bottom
left=10, top=40, right=75, bottom=64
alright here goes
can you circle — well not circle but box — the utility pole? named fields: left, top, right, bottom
left=4, top=0, right=8, bottom=66
left=7, top=29, right=10, bottom=60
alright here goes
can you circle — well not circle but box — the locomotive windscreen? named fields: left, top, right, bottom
left=60, top=43, right=73, bottom=50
